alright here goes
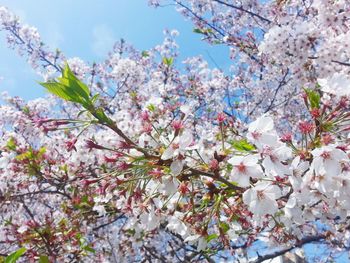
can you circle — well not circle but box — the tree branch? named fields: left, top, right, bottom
left=92, top=214, right=125, bottom=231
left=212, top=0, right=272, bottom=24
left=264, top=68, right=290, bottom=113
left=252, top=234, right=326, bottom=263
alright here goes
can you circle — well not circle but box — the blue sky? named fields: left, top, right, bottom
left=0, top=0, right=230, bottom=100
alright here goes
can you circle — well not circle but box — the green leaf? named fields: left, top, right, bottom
left=304, top=88, right=320, bottom=109
left=22, top=106, right=30, bottom=115
left=82, top=245, right=96, bottom=253
left=321, top=122, right=334, bottom=132
left=193, top=28, right=204, bottom=34
left=6, top=137, right=17, bottom=151
left=275, top=210, right=285, bottom=217
left=126, top=229, right=136, bottom=236
left=77, top=109, right=89, bottom=118
left=193, top=28, right=213, bottom=35
left=38, top=147, right=46, bottom=157
left=16, top=149, right=33, bottom=161
left=206, top=234, right=218, bottom=242
left=141, top=51, right=149, bottom=57
left=40, top=82, right=82, bottom=103
left=58, top=77, right=90, bottom=102
left=147, top=104, right=156, bottom=112
left=93, top=108, right=111, bottom=124
left=38, top=255, right=49, bottom=263
left=130, top=91, right=137, bottom=98
left=219, top=222, right=230, bottom=233
left=62, top=63, right=90, bottom=100
left=230, top=139, right=255, bottom=152
left=39, top=63, right=91, bottom=106
left=5, top=248, right=26, bottom=263
left=162, top=57, right=174, bottom=67
left=57, top=75, right=90, bottom=102
left=91, top=94, right=100, bottom=104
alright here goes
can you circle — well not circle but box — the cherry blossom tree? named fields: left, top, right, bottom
left=0, top=1, right=350, bottom=262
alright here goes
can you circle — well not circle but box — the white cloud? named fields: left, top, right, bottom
left=45, top=24, right=64, bottom=48
left=91, top=24, right=116, bottom=58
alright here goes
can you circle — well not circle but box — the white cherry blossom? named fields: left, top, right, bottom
left=243, top=182, right=281, bottom=216
left=228, top=154, right=263, bottom=187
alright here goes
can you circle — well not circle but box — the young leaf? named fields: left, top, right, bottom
left=206, top=234, right=218, bottom=242
left=162, top=57, right=174, bottom=67
left=6, top=137, right=16, bottom=151
left=193, top=28, right=212, bottom=35
left=147, top=104, right=156, bottom=112
left=82, top=245, right=96, bottom=253
left=91, top=94, right=100, bottom=104
left=5, top=248, right=26, bottom=263
left=193, top=28, right=204, bottom=34
left=40, top=82, right=81, bottom=102
left=230, top=139, right=255, bottom=152
left=141, top=51, right=149, bottom=57
left=57, top=77, right=90, bottom=102
left=93, top=108, right=112, bottom=124
left=40, top=63, right=91, bottom=106
left=304, top=88, right=320, bottom=109
left=62, top=63, right=90, bottom=99
left=219, top=222, right=230, bottom=233
left=38, top=255, right=49, bottom=263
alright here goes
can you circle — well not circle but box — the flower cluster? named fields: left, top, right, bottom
left=0, top=1, right=349, bottom=262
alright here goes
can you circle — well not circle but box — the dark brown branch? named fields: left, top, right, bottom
left=264, top=68, right=290, bottom=113
left=7, top=26, right=62, bottom=72
left=91, top=110, right=154, bottom=158
left=253, top=234, right=326, bottom=263
left=212, top=0, right=272, bottom=24
left=186, top=167, right=243, bottom=191
left=331, top=60, right=350, bottom=67
left=174, top=1, right=226, bottom=37
left=21, top=201, right=56, bottom=258
left=143, top=245, right=168, bottom=263
left=92, top=214, right=125, bottom=231
left=309, top=57, right=350, bottom=67
left=7, top=190, right=71, bottom=200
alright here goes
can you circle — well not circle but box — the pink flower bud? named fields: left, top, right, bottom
left=280, top=133, right=292, bottom=143
left=310, top=108, right=320, bottom=118
left=178, top=182, right=190, bottom=195
left=117, top=141, right=131, bottom=149
left=65, top=138, right=77, bottom=152
left=142, top=123, right=153, bottom=134
left=298, top=121, right=314, bottom=134
left=104, top=156, right=118, bottom=163
left=117, top=162, right=130, bottom=171
left=209, top=159, right=219, bottom=170
left=217, top=112, right=226, bottom=123
left=33, top=118, right=51, bottom=127
left=82, top=179, right=99, bottom=187
left=85, top=139, right=105, bottom=150
left=141, top=111, right=150, bottom=121
left=171, top=120, right=183, bottom=131
left=149, top=168, right=163, bottom=179
left=53, top=120, right=69, bottom=126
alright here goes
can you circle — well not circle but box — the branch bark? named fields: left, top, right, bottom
left=252, top=234, right=326, bottom=263
left=212, top=0, right=272, bottom=24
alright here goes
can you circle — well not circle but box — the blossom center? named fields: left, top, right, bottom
left=320, top=151, right=331, bottom=160
left=172, top=143, right=180, bottom=150
left=257, top=190, right=265, bottom=200
left=251, top=131, right=261, bottom=140
left=237, top=162, right=246, bottom=173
